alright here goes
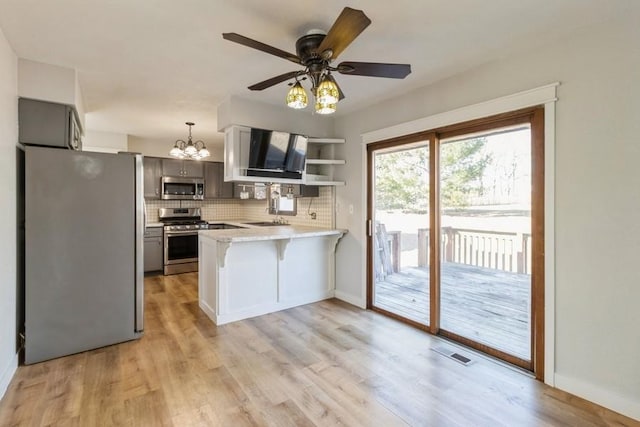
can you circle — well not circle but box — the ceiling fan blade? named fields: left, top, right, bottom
left=337, top=61, right=412, bottom=79
left=223, top=33, right=302, bottom=65
left=248, top=71, right=301, bottom=91
left=317, top=7, right=371, bottom=60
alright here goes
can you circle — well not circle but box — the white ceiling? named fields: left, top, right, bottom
left=0, top=1, right=634, bottom=145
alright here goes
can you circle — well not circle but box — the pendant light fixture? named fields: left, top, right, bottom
left=169, top=122, right=210, bottom=160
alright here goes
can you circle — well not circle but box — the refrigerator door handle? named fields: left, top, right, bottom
left=134, top=154, right=145, bottom=334
left=143, top=198, right=147, bottom=233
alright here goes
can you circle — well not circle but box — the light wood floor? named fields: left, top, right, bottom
left=0, top=273, right=636, bottom=426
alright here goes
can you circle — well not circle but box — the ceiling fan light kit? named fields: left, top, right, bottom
left=222, top=7, right=411, bottom=116
left=316, top=74, right=340, bottom=105
left=285, top=80, right=308, bottom=109
left=169, top=122, right=210, bottom=160
left=315, top=100, right=336, bottom=115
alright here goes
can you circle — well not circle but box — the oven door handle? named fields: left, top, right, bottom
left=164, top=231, right=200, bottom=236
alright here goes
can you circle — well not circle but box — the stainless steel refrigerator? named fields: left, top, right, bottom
left=24, top=146, right=144, bottom=364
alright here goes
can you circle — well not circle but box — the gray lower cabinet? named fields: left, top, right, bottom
left=144, top=227, right=163, bottom=273
left=204, top=162, right=234, bottom=199
left=143, top=157, right=162, bottom=199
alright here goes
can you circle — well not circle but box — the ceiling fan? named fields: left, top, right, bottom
left=222, top=7, right=411, bottom=114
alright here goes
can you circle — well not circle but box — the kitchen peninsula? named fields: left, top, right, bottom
left=198, top=226, right=345, bottom=325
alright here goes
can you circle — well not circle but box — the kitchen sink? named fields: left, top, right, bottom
left=244, top=221, right=287, bottom=227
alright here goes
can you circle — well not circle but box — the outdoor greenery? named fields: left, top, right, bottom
left=375, top=138, right=491, bottom=212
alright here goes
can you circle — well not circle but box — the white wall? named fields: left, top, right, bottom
left=128, top=135, right=224, bottom=161
left=83, top=130, right=128, bottom=153
left=0, top=25, right=18, bottom=399
left=334, top=14, right=640, bottom=420
left=217, top=95, right=334, bottom=137
left=130, top=96, right=335, bottom=162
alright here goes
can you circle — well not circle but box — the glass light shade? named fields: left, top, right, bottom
left=198, top=147, right=210, bottom=158
left=315, top=101, right=336, bottom=115
left=286, top=81, right=308, bottom=109
left=184, top=143, right=198, bottom=156
left=169, top=145, right=183, bottom=157
left=316, top=76, right=339, bottom=104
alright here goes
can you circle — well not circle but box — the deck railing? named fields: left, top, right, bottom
left=417, top=227, right=531, bottom=274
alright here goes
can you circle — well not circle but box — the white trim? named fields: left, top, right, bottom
left=335, top=290, right=366, bottom=309
left=362, top=83, right=559, bottom=144
left=210, top=292, right=335, bottom=325
left=543, top=101, right=556, bottom=386
left=0, top=352, right=18, bottom=400
left=554, top=373, right=640, bottom=421
left=361, top=142, right=368, bottom=309
left=359, top=83, right=558, bottom=382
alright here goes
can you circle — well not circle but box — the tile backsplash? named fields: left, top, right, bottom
left=145, top=199, right=244, bottom=223
left=145, top=186, right=334, bottom=228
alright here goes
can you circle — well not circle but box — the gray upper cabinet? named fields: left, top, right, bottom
left=182, top=160, right=204, bottom=178
left=19, top=98, right=82, bottom=150
left=143, top=157, right=162, bottom=199
left=204, top=162, right=234, bottom=199
left=162, top=159, right=204, bottom=177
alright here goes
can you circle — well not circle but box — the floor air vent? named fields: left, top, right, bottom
left=432, top=346, right=474, bottom=366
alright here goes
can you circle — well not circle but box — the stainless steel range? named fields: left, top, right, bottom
left=159, top=207, right=208, bottom=275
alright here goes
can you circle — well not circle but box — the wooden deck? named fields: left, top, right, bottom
left=374, top=262, right=531, bottom=359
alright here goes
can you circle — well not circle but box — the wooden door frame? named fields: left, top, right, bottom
left=366, top=107, right=545, bottom=380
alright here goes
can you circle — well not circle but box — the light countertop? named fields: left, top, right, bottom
left=199, top=225, right=346, bottom=243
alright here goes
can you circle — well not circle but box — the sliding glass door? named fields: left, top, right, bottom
left=367, top=108, right=544, bottom=376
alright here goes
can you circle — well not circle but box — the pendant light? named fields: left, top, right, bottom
left=169, top=122, right=210, bottom=160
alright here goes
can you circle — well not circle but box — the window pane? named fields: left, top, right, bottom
left=439, top=127, right=532, bottom=360
left=372, top=143, right=430, bottom=326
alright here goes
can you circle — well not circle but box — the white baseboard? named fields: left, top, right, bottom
left=334, top=290, right=366, bottom=309
left=0, top=352, right=18, bottom=400
left=201, top=292, right=335, bottom=326
left=554, top=373, right=640, bottom=421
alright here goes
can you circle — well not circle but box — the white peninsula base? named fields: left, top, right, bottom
left=198, top=227, right=345, bottom=325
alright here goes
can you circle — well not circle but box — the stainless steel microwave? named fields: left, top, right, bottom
left=161, top=176, right=204, bottom=200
